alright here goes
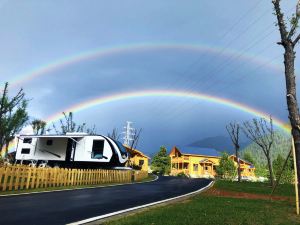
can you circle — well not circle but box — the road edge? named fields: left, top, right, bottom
left=68, top=179, right=215, bottom=225
left=0, top=174, right=158, bottom=198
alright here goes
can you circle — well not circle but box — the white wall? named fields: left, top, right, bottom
left=16, top=136, right=115, bottom=163
left=16, top=137, right=67, bottom=161
left=74, top=137, right=113, bottom=162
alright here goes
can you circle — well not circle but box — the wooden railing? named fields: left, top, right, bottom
left=0, top=165, right=148, bottom=192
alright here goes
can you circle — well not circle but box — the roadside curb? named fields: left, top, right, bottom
left=68, top=179, right=215, bottom=225
left=0, top=175, right=159, bottom=198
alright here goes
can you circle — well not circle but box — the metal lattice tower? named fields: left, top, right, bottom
left=122, top=121, right=135, bottom=146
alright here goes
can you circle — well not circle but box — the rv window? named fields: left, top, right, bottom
left=23, top=138, right=32, bottom=144
left=92, top=140, right=104, bottom=159
left=21, top=148, right=30, bottom=154
left=46, top=140, right=53, bottom=146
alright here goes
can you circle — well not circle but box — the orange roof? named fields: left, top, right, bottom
left=123, top=145, right=151, bottom=159
left=169, top=146, right=221, bottom=158
left=229, top=155, right=254, bottom=166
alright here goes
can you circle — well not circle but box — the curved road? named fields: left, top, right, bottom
left=0, top=177, right=212, bottom=225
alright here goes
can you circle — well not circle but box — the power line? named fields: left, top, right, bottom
left=158, top=26, right=277, bottom=119
left=147, top=0, right=265, bottom=112
left=158, top=53, right=283, bottom=130
left=156, top=6, right=294, bottom=120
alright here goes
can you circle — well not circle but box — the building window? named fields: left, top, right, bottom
left=23, top=138, right=32, bottom=144
left=21, top=148, right=30, bottom=154
left=183, top=163, right=189, bottom=169
left=91, top=140, right=104, bottom=159
left=205, top=166, right=209, bottom=171
left=193, top=164, right=198, bottom=171
left=46, top=140, right=53, bottom=146
left=172, top=163, right=176, bottom=168
left=139, top=160, right=144, bottom=166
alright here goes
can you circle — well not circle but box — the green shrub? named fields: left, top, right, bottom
left=177, top=172, right=188, bottom=178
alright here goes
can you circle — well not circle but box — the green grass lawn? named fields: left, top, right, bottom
left=106, top=180, right=300, bottom=225
left=214, top=180, right=295, bottom=197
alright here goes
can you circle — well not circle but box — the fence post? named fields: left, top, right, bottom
left=8, top=166, right=15, bottom=191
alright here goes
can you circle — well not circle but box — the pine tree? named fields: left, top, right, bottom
left=151, top=146, right=171, bottom=175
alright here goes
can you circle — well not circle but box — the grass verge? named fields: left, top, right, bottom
left=214, top=180, right=295, bottom=197
left=105, top=179, right=300, bottom=225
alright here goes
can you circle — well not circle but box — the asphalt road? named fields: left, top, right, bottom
left=0, top=176, right=211, bottom=225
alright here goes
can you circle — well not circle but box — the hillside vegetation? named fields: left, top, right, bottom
left=241, top=131, right=291, bottom=166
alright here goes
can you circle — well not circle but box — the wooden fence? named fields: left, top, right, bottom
left=133, top=170, right=149, bottom=182
left=0, top=165, right=148, bottom=192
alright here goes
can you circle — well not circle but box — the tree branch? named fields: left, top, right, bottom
left=272, top=0, right=289, bottom=45
left=293, top=33, right=300, bottom=46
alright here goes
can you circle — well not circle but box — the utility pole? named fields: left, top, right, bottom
left=123, top=121, right=135, bottom=146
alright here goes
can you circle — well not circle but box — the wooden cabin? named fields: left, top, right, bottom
left=229, top=155, right=255, bottom=177
left=124, top=145, right=150, bottom=172
left=169, top=146, right=255, bottom=178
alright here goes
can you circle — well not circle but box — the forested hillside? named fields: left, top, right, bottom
left=241, top=131, right=291, bottom=166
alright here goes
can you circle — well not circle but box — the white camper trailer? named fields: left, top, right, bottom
left=15, top=133, right=128, bottom=168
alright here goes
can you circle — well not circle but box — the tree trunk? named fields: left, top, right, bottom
left=284, top=43, right=300, bottom=200
left=293, top=130, right=300, bottom=199
left=266, top=153, right=275, bottom=187
left=235, top=146, right=241, bottom=182
left=5, top=141, right=9, bottom=159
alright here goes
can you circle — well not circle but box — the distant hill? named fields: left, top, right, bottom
left=188, top=136, right=250, bottom=154
left=240, top=131, right=291, bottom=166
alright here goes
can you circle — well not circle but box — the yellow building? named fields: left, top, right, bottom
left=170, top=146, right=255, bottom=178
left=124, top=145, right=150, bottom=172
left=229, top=155, right=255, bottom=177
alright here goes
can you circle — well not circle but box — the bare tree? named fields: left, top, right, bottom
left=272, top=0, right=300, bottom=203
left=52, top=112, right=96, bottom=135
left=126, top=128, right=142, bottom=169
left=226, top=122, right=241, bottom=182
left=86, top=124, right=97, bottom=135
left=107, top=128, right=121, bottom=141
left=130, top=128, right=142, bottom=150
left=242, top=117, right=275, bottom=187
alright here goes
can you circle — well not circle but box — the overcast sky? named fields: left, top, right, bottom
left=0, top=0, right=298, bottom=155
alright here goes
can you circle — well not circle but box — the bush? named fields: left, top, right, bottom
left=177, top=172, right=188, bottom=178
left=273, top=154, right=294, bottom=184
left=216, top=152, right=236, bottom=180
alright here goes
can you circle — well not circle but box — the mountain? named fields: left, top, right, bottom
left=188, top=136, right=250, bottom=154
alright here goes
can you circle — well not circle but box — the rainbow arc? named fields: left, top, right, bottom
left=3, top=89, right=290, bottom=154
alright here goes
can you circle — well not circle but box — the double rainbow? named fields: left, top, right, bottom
left=3, top=89, right=290, bottom=155
left=1, top=43, right=288, bottom=154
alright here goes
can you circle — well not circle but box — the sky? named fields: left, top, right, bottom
left=0, top=0, right=299, bottom=155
